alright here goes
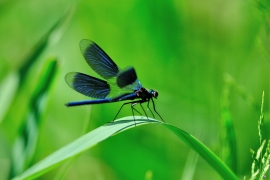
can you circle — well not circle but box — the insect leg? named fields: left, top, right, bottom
left=113, top=102, right=132, bottom=121
left=150, top=98, right=165, bottom=122
left=146, top=99, right=155, bottom=118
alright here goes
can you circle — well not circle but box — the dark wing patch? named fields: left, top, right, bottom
left=116, top=67, right=138, bottom=88
left=65, top=72, right=110, bottom=99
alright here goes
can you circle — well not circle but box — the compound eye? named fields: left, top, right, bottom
left=153, top=91, right=158, bottom=98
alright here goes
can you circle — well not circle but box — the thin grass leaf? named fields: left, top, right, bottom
left=163, top=124, right=238, bottom=180
left=13, top=117, right=237, bottom=180
left=181, top=149, right=199, bottom=180
left=53, top=108, right=92, bottom=180
left=10, top=58, right=59, bottom=178
left=12, top=117, right=161, bottom=180
left=0, top=10, right=70, bottom=141
left=0, top=72, right=19, bottom=124
left=219, top=75, right=238, bottom=173
left=258, top=91, right=264, bottom=147
left=18, top=11, right=70, bottom=83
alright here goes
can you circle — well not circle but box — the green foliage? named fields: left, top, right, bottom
left=0, top=9, right=67, bottom=179
left=12, top=117, right=237, bottom=180
left=219, top=74, right=237, bottom=173
left=249, top=92, right=270, bottom=180
left=10, top=58, right=59, bottom=178
left=164, top=124, right=238, bottom=180
left=0, top=0, right=269, bottom=179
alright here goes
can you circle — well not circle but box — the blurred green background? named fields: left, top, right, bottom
left=0, top=0, right=269, bottom=179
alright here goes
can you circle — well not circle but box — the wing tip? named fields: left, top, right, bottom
left=80, top=39, right=95, bottom=51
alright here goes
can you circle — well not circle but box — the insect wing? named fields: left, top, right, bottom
left=80, top=39, right=120, bottom=80
left=116, top=67, right=139, bottom=89
left=65, top=72, right=110, bottom=99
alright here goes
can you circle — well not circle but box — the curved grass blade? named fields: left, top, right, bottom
left=12, top=117, right=238, bottom=180
left=181, top=144, right=199, bottom=179
left=10, top=58, right=59, bottom=178
left=220, top=75, right=237, bottom=173
left=12, top=117, right=160, bottom=180
left=163, top=124, right=238, bottom=180
left=0, top=72, right=19, bottom=124
left=0, top=9, right=72, bottom=140
left=18, top=10, right=70, bottom=84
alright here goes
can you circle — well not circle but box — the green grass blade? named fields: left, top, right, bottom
left=0, top=72, right=19, bottom=124
left=14, top=116, right=238, bottom=180
left=10, top=58, right=59, bottom=178
left=12, top=117, right=161, bottom=180
left=18, top=11, right=70, bottom=83
left=220, top=75, right=237, bottom=173
left=0, top=10, right=71, bottom=140
left=181, top=149, right=199, bottom=179
left=163, top=124, right=238, bottom=180
left=13, top=117, right=237, bottom=180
